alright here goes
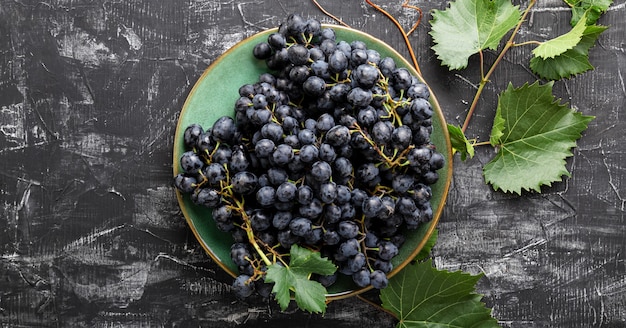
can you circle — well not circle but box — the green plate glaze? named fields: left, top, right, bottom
left=173, top=25, right=452, bottom=300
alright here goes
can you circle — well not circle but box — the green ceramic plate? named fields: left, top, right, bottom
left=173, top=25, right=452, bottom=300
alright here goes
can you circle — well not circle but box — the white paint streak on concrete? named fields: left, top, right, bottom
left=503, top=238, right=548, bottom=258
left=147, top=69, right=160, bottom=103
left=0, top=103, right=26, bottom=148
left=119, top=25, right=143, bottom=51
left=69, top=262, right=150, bottom=308
left=58, top=29, right=114, bottom=67
left=62, top=224, right=126, bottom=251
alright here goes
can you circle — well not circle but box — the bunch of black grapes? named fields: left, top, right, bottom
left=174, top=14, right=445, bottom=299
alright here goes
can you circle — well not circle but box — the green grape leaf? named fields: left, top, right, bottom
left=265, top=245, right=336, bottom=313
left=380, top=259, right=500, bottom=328
left=430, top=0, right=521, bottom=70
left=484, top=81, right=594, bottom=194
left=448, top=124, right=475, bottom=161
left=566, top=0, right=613, bottom=25
left=490, top=105, right=506, bottom=146
left=415, top=229, right=439, bottom=261
left=532, top=14, right=587, bottom=59
left=530, top=25, right=607, bottom=80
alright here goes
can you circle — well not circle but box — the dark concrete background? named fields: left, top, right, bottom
left=1, top=0, right=624, bottom=327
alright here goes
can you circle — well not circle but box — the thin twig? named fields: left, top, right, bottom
left=401, top=0, right=423, bottom=36
left=311, top=0, right=351, bottom=27
left=365, top=0, right=422, bottom=76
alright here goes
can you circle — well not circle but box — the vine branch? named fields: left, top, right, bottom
left=460, top=0, right=538, bottom=132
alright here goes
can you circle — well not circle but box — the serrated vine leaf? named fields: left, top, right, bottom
left=484, top=82, right=594, bottom=194
left=530, top=25, right=607, bottom=80
left=265, top=245, right=336, bottom=313
left=380, top=259, right=500, bottom=328
left=565, top=0, right=613, bottom=25
left=430, top=0, right=521, bottom=70
left=448, top=124, right=475, bottom=161
left=532, top=14, right=587, bottom=59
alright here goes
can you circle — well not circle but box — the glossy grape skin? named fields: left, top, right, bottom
left=253, top=42, right=272, bottom=60
left=303, top=76, right=326, bottom=97
left=362, top=196, right=383, bottom=218
left=256, top=186, right=276, bottom=208
left=196, top=132, right=215, bottom=154
left=350, top=48, right=368, bottom=66
left=304, top=227, right=323, bottom=244
left=277, top=229, right=300, bottom=249
left=370, top=270, right=389, bottom=289
left=347, top=253, right=367, bottom=273
left=228, top=147, right=248, bottom=173
left=323, top=203, right=342, bottom=224
left=232, top=275, right=254, bottom=299
left=318, top=143, right=337, bottom=162
left=272, top=144, right=294, bottom=166
left=299, top=198, right=324, bottom=219
left=287, top=44, right=310, bottom=66
left=356, top=163, right=379, bottom=182
left=298, top=128, right=316, bottom=145
left=230, top=243, right=251, bottom=267
left=295, top=184, right=314, bottom=205
left=316, top=113, right=335, bottom=132
left=203, top=163, right=226, bottom=187
left=325, top=125, right=351, bottom=147
left=323, top=230, right=341, bottom=245
left=353, top=64, right=379, bottom=89
left=299, top=144, right=319, bottom=163
left=192, top=188, right=221, bottom=208
left=183, top=124, right=204, bottom=149
left=230, top=171, right=258, bottom=195
left=391, top=125, right=412, bottom=150
left=289, top=217, right=313, bottom=237
left=310, top=161, right=332, bottom=182
left=211, top=116, right=237, bottom=143
left=268, top=32, right=286, bottom=50
left=311, top=60, right=330, bottom=79
left=335, top=184, right=352, bottom=205
left=328, top=50, right=348, bottom=73
left=276, top=181, right=297, bottom=202
left=318, top=181, right=338, bottom=204
left=261, top=122, right=283, bottom=142
left=377, top=241, right=399, bottom=261
left=289, top=65, right=310, bottom=84
left=338, top=221, right=360, bottom=239
left=180, top=151, right=203, bottom=174
left=174, top=174, right=196, bottom=193
left=352, top=268, right=371, bottom=287
left=347, top=87, right=373, bottom=107
left=391, top=67, right=413, bottom=91
left=338, top=238, right=360, bottom=257
left=267, top=167, right=288, bottom=185
left=357, top=106, right=377, bottom=127
left=254, top=139, right=275, bottom=158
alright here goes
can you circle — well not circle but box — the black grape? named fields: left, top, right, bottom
left=370, top=270, right=389, bottom=289
left=232, top=275, right=255, bottom=299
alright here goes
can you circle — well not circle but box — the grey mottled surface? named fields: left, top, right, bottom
left=1, top=0, right=625, bottom=327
